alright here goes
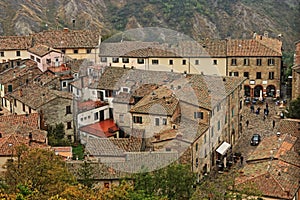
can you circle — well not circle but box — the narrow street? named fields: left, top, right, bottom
left=233, top=98, right=282, bottom=161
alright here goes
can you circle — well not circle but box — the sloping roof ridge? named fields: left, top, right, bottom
left=255, top=39, right=282, bottom=56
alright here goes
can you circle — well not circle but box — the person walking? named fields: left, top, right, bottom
left=266, top=102, right=269, bottom=109
left=240, top=155, right=244, bottom=166
left=246, top=120, right=249, bottom=127
left=250, top=104, right=254, bottom=113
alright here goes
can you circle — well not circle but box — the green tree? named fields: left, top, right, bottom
left=133, top=163, right=196, bottom=199
left=47, top=123, right=70, bottom=146
left=4, top=148, right=76, bottom=200
left=287, top=96, right=300, bottom=119
left=77, top=161, right=94, bottom=188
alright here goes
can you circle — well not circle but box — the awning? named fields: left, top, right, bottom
left=216, top=142, right=231, bottom=155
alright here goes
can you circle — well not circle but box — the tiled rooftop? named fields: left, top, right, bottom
left=6, top=82, right=72, bottom=109
left=247, top=134, right=297, bottom=162
left=235, top=159, right=300, bottom=199
left=0, top=63, right=41, bottom=84
left=32, top=29, right=100, bottom=49
left=0, top=133, right=48, bottom=156
left=0, top=113, right=40, bottom=129
left=79, top=119, right=119, bottom=138
left=86, top=137, right=142, bottom=157
left=77, top=100, right=108, bottom=113
left=227, top=37, right=282, bottom=57
left=28, top=44, right=61, bottom=57
left=52, top=146, right=72, bottom=159
left=130, top=86, right=179, bottom=116
left=0, top=36, right=32, bottom=50
left=100, top=39, right=227, bottom=58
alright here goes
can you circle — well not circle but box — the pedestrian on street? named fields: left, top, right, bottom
left=240, top=155, right=244, bottom=166
left=273, top=120, right=275, bottom=129
left=256, top=109, right=259, bottom=115
left=250, top=104, right=254, bottom=113
left=257, top=107, right=261, bottom=114
left=263, top=115, right=266, bottom=121
left=266, top=102, right=269, bottom=109
left=246, top=120, right=249, bottom=127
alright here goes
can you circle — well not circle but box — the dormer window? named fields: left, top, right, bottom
left=73, top=49, right=78, bottom=54
left=16, top=51, right=21, bottom=56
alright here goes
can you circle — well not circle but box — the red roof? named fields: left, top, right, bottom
left=79, top=119, right=119, bottom=138
left=77, top=100, right=108, bottom=112
left=48, top=64, right=70, bottom=73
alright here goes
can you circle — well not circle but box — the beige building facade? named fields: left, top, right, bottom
left=292, top=41, right=300, bottom=100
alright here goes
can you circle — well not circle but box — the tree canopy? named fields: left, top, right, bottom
left=287, top=96, right=300, bottom=119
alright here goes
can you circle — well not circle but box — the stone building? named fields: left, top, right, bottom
left=227, top=34, right=282, bottom=98
left=3, top=83, right=74, bottom=141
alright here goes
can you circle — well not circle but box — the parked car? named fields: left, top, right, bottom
left=250, top=134, right=261, bottom=146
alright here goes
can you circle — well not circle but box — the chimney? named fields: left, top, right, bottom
left=264, top=31, right=269, bottom=38
left=13, top=70, right=16, bottom=78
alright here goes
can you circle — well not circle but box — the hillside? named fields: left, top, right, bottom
left=0, top=0, right=299, bottom=50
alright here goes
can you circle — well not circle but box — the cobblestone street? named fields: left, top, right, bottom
left=233, top=98, right=283, bottom=162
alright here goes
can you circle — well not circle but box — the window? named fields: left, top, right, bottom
left=205, top=149, right=207, bottom=158
left=195, top=60, right=199, bottom=65
left=244, top=72, right=249, bottom=78
left=46, top=58, right=51, bottom=64
left=80, top=118, right=83, bottom=122
left=16, top=51, right=21, bottom=56
left=86, top=49, right=92, bottom=54
left=196, top=158, right=199, bottom=167
left=211, top=126, right=214, bottom=137
left=256, top=59, right=262, bottom=66
left=36, top=58, right=41, bottom=63
left=62, top=81, right=67, bottom=88
left=218, top=120, right=221, bottom=131
left=182, top=59, right=186, bottom=65
left=152, top=59, right=159, bottom=65
left=268, top=58, right=275, bottom=66
left=8, top=85, right=12, bottom=92
left=231, top=58, right=237, bottom=66
left=73, top=49, right=78, bottom=54
left=22, top=103, right=25, bottom=112
left=133, top=116, right=143, bottom=124
left=122, top=87, right=129, bottom=93
left=204, top=134, right=206, bottom=143
left=29, top=107, right=31, bottom=114
left=269, top=72, right=274, bottom=80
left=0, top=52, right=4, bottom=57
left=14, top=99, right=17, bottom=107
left=66, top=106, right=71, bottom=114
left=234, top=72, right=239, bottom=77
left=100, top=57, right=107, bottom=62
left=169, top=59, right=173, bottom=65
left=194, top=112, right=203, bottom=119
left=243, top=58, right=249, bottom=66
left=256, top=72, right=262, bottom=79
left=122, top=58, right=129, bottom=63
left=137, top=58, right=144, bottom=64
left=213, top=60, right=217, bottom=65
left=162, top=118, right=167, bottom=125
left=94, top=112, right=99, bottom=120
left=195, top=143, right=198, bottom=151
left=119, top=114, right=124, bottom=123
left=112, top=57, right=119, bottom=63
left=231, top=108, right=234, bottom=117
left=155, top=118, right=159, bottom=126
left=229, top=72, right=232, bottom=76
left=62, top=49, right=66, bottom=54
left=67, top=122, right=72, bottom=129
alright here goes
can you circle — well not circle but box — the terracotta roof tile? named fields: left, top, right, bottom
left=28, top=44, right=61, bottom=57
left=86, top=137, right=142, bottom=157
left=227, top=38, right=282, bottom=57
left=130, top=86, right=179, bottom=115
left=0, top=36, right=32, bottom=50
left=0, top=63, right=41, bottom=84
left=32, top=30, right=100, bottom=49
left=236, top=160, right=300, bottom=199
left=77, top=100, right=108, bottom=113
left=6, top=82, right=72, bottom=109
left=79, top=119, right=119, bottom=138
